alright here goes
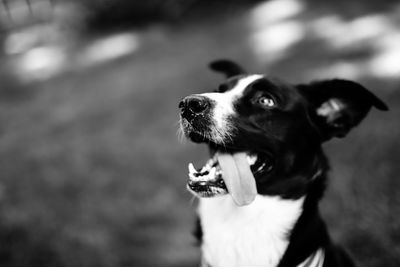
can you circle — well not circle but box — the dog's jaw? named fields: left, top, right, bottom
left=199, top=195, right=304, bottom=267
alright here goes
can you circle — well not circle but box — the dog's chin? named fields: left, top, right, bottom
left=180, top=119, right=206, bottom=143
left=187, top=131, right=209, bottom=143
left=187, top=184, right=228, bottom=198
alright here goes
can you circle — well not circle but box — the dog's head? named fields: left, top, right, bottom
left=179, top=60, right=387, bottom=205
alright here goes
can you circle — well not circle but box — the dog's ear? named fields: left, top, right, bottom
left=209, top=59, right=246, bottom=78
left=298, top=79, right=388, bottom=141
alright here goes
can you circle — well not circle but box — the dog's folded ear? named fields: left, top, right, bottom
left=209, top=59, right=246, bottom=78
left=298, top=79, right=388, bottom=141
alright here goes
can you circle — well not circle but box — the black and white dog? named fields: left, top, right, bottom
left=178, top=60, right=387, bottom=267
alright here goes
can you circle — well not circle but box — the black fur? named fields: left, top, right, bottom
left=193, top=216, right=202, bottom=245
left=209, top=59, right=246, bottom=78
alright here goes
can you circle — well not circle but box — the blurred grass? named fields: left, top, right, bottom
left=0, top=2, right=399, bottom=267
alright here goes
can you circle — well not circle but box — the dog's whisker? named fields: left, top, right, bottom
left=177, top=129, right=186, bottom=143
left=174, top=119, right=182, bottom=127
left=176, top=121, right=187, bottom=143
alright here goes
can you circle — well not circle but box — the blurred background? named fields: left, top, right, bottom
left=0, top=0, right=399, bottom=266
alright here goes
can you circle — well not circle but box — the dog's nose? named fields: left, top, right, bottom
left=179, top=95, right=210, bottom=115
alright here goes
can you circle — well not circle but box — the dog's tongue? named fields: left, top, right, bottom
left=216, top=152, right=257, bottom=206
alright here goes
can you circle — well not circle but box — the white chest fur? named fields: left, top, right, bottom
left=198, top=195, right=304, bottom=267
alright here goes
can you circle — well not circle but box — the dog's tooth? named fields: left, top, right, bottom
left=215, top=165, right=222, bottom=174
left=201, top=159, right=212, bottom=172
left=246, top=155, right=251, bottom=164
left=199, top=175, right=208, bottom=181
left=189, top=172, right=197, bottom=180
left=200, top=165, right=208, bottom=173
left=210, top=167, right=216, bottom=178
left=190, top=173, right=204, bottom=182
left=188, top=163, right=197, bottom=174
left=246, top=154, right=257, bottom=165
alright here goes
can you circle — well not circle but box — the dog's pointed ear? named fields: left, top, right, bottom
left=298, top=79, right=388, bottom=141
left=209, top=59, right=246, bottom=78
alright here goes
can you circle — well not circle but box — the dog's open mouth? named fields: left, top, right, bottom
left=187, top=150, right=271, bottom=206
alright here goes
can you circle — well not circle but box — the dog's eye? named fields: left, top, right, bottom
left=258, top=96, right=275, bottom=108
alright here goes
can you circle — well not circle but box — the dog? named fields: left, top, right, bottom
left=178, top=59, right=388, bottom=267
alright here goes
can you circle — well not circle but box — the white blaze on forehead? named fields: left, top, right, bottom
left=200, top=75, right=263, bottom=130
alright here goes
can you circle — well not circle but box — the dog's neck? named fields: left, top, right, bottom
left=198, top=195, right=305, bottom=267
